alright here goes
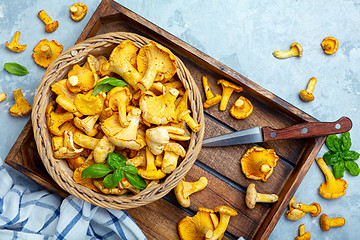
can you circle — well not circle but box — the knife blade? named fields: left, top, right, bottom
left=202, top=117, right=352, bottom=147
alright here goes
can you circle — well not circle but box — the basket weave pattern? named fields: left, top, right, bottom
left=32, top=32, right=204, bottom=209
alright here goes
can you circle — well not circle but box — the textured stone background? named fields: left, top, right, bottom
left=0, top=1, right=359, bottom=239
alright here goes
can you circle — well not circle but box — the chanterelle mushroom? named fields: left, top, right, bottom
left=139, top=88, right=179, bottom=125
left=230, top=96, right=253, bottom=119
left=38, top=10, right=59, bottom=33
left=174, top=177, right=208, bottom=208
left=245, top=183, right=278, bottom=209
left=202, top=76, right=221, bottom=108
left=299, top=77, right=317, bottom=102
left=320, top=213, right=345, bottom=232
left=295, top=224, right=311, bottom=240
left=67, top=64, right=98, bottom=93
left=321, top=37, right=339, bottom=55
left=6, top=31, right=27, bottom=53
left=178, top=207, right=219, bottom=240
left=70, top=3, right=87, bottom=21
left=105, top=40, right=141, bottom=89
left=207, top=206, right=238, bottom=240
left=9, top=89, right=32, bottom=117
left=217, top=79, right=243, bottom=111
left=241, top=146, right=279, bottom=182
left=161, top=142, right=186, bottom=174
left=285, top=197, right=305, bottom=221
left=93, top=135, right=115, bottom=164
left=273, top=42, right=303, bottom=59
left=137, top=41, right=177, bottom=90
left=106, top=86, right=132, bottom=127
left=316, top=157, right=347, bottom=199
left=74, top=91, right=105, bottom=116
left=138, top=147, right=166, bottom=180
left=46, top=101, right=74, bottom=136
left=54, top=131, right=84, bottom=159
left=145, top=126, right=186, bottom=156
left=32, top=39, right=63, bottom=68
left=101, top=107, right=144, bottom=150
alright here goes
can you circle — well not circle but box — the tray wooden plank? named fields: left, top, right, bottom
left=5, top=0, right=327, bottom=239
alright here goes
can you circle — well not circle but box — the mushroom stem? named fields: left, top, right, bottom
left=234, top=98, right=245, bottom=109
left=260, top=163, right=271, bottom=173
left=38, top=10, right=53, bottom=24
left=219, top=87, right=234, bottom=111
left=202, top=76, right=215, bottom=99
left=256, top=193, right=279, bottom=203
left=178, top=110, right=200, bottom=132
left=207, top=214, right=231, bottom=240
left=299, top=224, right=305, bottom=236
left=294, top=202, right=321, bottom=217
left=0, top=92, right=7, bottom=102
left=320, top=213, right=345, bottom=231
left=70, top=5, right=81, bottom=15
left=306, top=77, right=317, bottom=93
left=316, top=157, right=336, bottom=185
left=162, top=151, right=178, bottom=173
left=68, top=76, right=80, bottom=87
left=40, top=44, right=53, bottom=58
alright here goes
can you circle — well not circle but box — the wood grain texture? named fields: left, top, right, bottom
left=4, top=0, right=328, bottom=239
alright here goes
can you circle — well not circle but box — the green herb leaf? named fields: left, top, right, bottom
left=125, top=173, right=147, bottom=190
left=332, top=160, right=345, bottom=179
left=340, top=132, right=351, bottom=151
left=326, top=135, right=341, bottom=152
left=92, top=77, right=128, bottom=95
left=4, top=63, right=29, bottom=76
left=323, top=151, right=340, bottom=165
left=123, top=165, right=138, bottom=175
left=341, top=150, right=360, bottom=161
left=102, top=174, right=118, bottom=188
left=107, top=152, right=127, bottom=170
left=81, top=164, right=112, bottom=178
left=113, top=168, right=124, bottom=183
left=345, top=161, right=360, bottom=176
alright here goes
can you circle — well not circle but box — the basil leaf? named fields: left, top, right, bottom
left=113, top=168, right=124, bottom=183
left=340, top=132, right=351, bottom=151
left=107, top=152, right=126, bottom=169
left=92, top=84, right=115, bottom=96
left=323, top=151, right=340, bottom=165
left=92, top=77, right=128, bottom=95
left=332, top=161, right=345, bottom=179
left=102, top=174, right=118, bottom=188
left=81, top=164, right=112, bottom=178
left=345, top=161, right=360, bottom=176
left=341, top=150, right=360, bottom=161
left=4, top=63, right=29, bottom=76
left=123, top=165, right=138, bottom=175
left=125, top=173, right=147, bottom=190
left=326, top=135, right=341, bottom=152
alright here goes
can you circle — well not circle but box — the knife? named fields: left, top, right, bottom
left=202, top=117, right=352, bottom=147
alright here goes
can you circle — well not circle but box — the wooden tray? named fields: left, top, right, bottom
left=4, top=0, right=326, bottom=239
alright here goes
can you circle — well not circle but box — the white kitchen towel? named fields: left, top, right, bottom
left=0, top=161, right=146, bottom=240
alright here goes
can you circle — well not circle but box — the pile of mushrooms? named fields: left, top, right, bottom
left=47, top=39, right=200, bottom=195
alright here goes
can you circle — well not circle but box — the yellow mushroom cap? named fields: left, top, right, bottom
left=240, top=146, right=279, bottom=181
left=321, top=37, right=339, bottom=55
left=178, top=208, right=219, bottom=240
left=32, top=39, right=63, bottom=68
left=230, top=96, right=253, bottom=119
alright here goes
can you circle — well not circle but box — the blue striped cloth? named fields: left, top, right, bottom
left=0, top=161, right=146, bottom=240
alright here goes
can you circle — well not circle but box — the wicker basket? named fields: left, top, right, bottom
left=32, top=32, right=204, bottom=209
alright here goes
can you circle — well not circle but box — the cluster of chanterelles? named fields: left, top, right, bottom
left=47, top=39, right=200, bottom=196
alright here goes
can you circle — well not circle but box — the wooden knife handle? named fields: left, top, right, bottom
left=262, top=117, right=352, bottom=142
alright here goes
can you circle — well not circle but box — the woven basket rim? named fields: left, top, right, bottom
left=31, top=32, right=204, bottom=210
